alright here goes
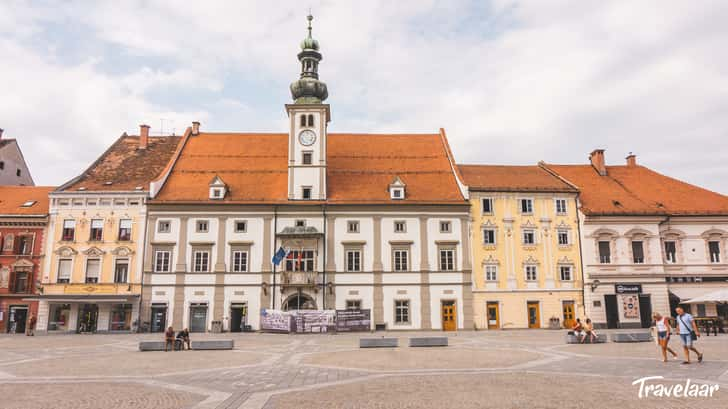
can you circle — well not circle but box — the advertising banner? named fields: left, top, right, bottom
left=335, top=309, right=371, bottom=332
left=260, top=309, right=292, bottom=333
left=291, top=310, right=336, bottom=333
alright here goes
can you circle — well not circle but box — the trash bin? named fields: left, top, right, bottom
left=211, top=320, right=223, bottom=333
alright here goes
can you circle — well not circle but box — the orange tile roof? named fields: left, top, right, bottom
left=154, top=132, right=466, bottom=204
left=61, top=135, right=182, bottom=192
left=0, top=186, right=54, bottom=215
left=458, top=164, right=576, bottom=192
left=544, top=164, right=728, bottom=216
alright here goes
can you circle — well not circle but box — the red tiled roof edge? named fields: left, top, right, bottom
left=149, top=126, right=193, bottom=198
left=437, top=128, right=467, bottom=201
left=538, top=161, right=581, bottom=191
left=56, top=134, right=127, bottom=192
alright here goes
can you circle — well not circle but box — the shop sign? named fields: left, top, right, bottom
left=615, top=284, right=642, bottom=294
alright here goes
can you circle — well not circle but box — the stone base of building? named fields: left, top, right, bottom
left=472, top=290, right=583, bottom=330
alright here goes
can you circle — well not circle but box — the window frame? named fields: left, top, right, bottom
left=157, top=220, right=171, bottom=233
left=525, top=265, right=538, bottom=281
left=557, top=230, right=570, bottom=246
left=481, top=197, right=493, bottom=214
left=192, top=250, right=210, bottom=272
left=631, top=240, right=645, bottom=264
left=485, top=264, right=498, bottom=282
left=347, top=220, right=360, bottom=233
left=302, top=151, right=313, bottom=165
left=302, top=186, right=312, bottom=200
left=154, top=250, right=172, bottom=273
left=62, top=219, right=76, bottom=241
left=114, top=258, right=129, bottom=283
left=118, top=219, right=132, bottom=241
left=555, top=198, right=568, bottom=214
left=345, top=248, right=362, bottom=272
left=234, top=220, right=247, bottom=233
left=708, top=240, right=721, bottom=263
left=195, top=220, right=209, bottom=233
left=57, top=258, right=72, bottom=283
left=439, top=220, right=452, bottom=233
left=559, top=265, right=573, bottom=281
left=346, top=299, right=362, bottom=310
left=231, top=250, right=249, bottom=272
left=438, top=247, right=455, bottom=271
left=393, top=220, right=406, bottom=233
left=664, top=240, right=677, bottom=263
left=522, top=229, right=536, bottom=245
left=394, top=299, right=410, bottom=324
left=85, top=258, right=101, bottom=283
left=89, top=219, right=104, bottom=241
left=483, top=228, right=496, bottom=245
left=392, top=247, right=410, bottom=272
left=520, top=198, right=534, bottom=214
left=598, top=240, right=611, bottom=263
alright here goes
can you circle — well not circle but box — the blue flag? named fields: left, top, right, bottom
left=272, top=246, right=289, bottom=266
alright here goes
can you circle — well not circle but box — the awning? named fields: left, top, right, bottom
left=668, top=287, right=711, bottom=301
left=22, top=294, right=139, bottom=303
left=684, top=289, right=728, bottom=304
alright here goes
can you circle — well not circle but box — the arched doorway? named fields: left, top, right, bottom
left=282, top=293, right=317, bottom=311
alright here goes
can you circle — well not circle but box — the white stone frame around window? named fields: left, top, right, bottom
left=347, top=220, right=360, bottom=234
left=554, top=198, right=568, bottom=215
left=192, top=249, right=211, bottom=272
left=84, top=257, right=102, bottom=284
left=438, top=246, right=456, bottom=271
left=522, top=229, right=536, bottom=245
left=394, top=299, right=411, bottom=324
left=558, top=265, right=573, bottom=282
left=231, top=249, right=249, bottom=272
left=481, top=197, right=494, bottom=215
left=482, top=228, right=497, bottom=245
left=519, top=197, right=534, bottom=215
left=557, top=229, right=570, bottom=246
left=344, top=247, right=363, bottom=272
left=524, top=265, right=538, bottom=282
left=157, top=220, right=172, bottom=234
left=153, top=249, right=172, bottom=273
left=485, top=264, right=498, bottom=282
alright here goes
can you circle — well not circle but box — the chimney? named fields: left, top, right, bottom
left=626, top=153, right=637, bottom=167
left=139, top=124, right=150, bottom=149
left=192, top=121, right=200, bottom=135
left=589, top=149, right=607, bottom=176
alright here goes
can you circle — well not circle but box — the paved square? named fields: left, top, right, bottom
left=0, top=330, right=726, bottom=408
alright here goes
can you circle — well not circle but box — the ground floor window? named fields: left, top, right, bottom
left=110, top=304, right=132, bottom=331
left=346, top=300, right=361, bottom=310
left=48, top=303, right=71, bottom=331
left=395, top=300, right=410, bottom=324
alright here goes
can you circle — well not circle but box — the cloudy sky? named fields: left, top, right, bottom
left=1, top=1, right=727, bottom=193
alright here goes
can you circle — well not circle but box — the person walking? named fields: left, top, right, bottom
left=675, top=307, right=703, bottom=364
left=652, top=312, right=678, bottom=362
left=26, top=313, right=37, bottom=336
left=164, top=326, right=176, bottom=352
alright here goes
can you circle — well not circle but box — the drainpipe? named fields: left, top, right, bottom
left=575, top=194, right=587, bottom=323
left=272, top=206, right=278, bottom=309
left=322, top=204, right=327, bottom=310
left=138, top=196, right=150, bottom=332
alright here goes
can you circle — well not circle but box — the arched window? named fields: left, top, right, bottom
left=300, top=115, right=306, bottom=127
left=307, top=114, right=314, bottom=127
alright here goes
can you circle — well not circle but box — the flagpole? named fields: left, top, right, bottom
left=272, top=207, right=277, bottom=310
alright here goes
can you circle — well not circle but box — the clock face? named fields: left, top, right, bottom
left=299, top=130, right=316, bottom=146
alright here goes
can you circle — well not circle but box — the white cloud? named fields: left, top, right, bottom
left=1, top=0, right=727, bottom=193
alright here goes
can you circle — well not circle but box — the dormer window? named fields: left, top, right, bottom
left=389, top=176, right=406, bottom=200
left=208, top=175, right=227, bottom=200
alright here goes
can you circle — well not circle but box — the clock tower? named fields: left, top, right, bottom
left=286, top=14, right=330, bottom=201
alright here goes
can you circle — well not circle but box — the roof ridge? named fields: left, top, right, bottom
left=56, top=134, right=127, bottom=192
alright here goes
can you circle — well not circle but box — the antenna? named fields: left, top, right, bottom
left=159, top=118, right=167, bottom=136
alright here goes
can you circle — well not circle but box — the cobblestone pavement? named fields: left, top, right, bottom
left=0, top=330, right=726, bottom=408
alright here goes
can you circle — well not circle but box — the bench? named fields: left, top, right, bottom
left=565, top=333, right=607, bottom=344
left=409, top=337, right=448, bottom=347
left=360, top=337, right=398, bottom=348
left=611, top=332, right=652, bottom=343
left=138, top=339, right=234, bottom=351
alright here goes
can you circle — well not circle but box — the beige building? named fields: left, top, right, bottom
left=35, top=128, right=180, bottom=333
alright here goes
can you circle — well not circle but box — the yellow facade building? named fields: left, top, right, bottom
left=458, top=165, right=584, bottom=329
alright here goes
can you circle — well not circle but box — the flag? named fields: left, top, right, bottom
left=272, top=247, right=289, bottom=266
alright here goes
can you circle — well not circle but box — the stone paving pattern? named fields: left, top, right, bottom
left=0, top=331, right=726, bottom=408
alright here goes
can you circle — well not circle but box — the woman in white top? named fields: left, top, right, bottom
left=653, top=312, right=678, bottom=362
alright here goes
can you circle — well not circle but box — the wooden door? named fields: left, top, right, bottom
left=527, top=302, right=540, bottom=328
left=441, top=301, right=457, bottom=331
left=487, top=302, right=500, bottom=329
left=562, top=301, right=575, bottom=329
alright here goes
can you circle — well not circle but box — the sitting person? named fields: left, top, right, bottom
left=176, top=328, right=191, bottom=350
left=164, top=326, right=175, bottom=352
left=572, top=318, right=585, bottom=340
left=582, top=318, right=598, bottom=343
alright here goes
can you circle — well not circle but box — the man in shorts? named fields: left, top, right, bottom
left=675, top=307, right=703, bottom=364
